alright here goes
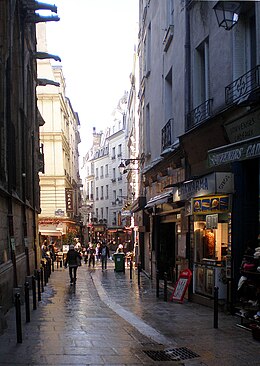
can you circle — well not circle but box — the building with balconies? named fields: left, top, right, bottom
left=138, top=0, right=259, bottom=309
left=36, top=23, right=82, bottom=248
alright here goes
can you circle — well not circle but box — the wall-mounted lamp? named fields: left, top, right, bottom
left=118, top=158, right=143, bottom=175
left=213, top=1, right=241, bottom=30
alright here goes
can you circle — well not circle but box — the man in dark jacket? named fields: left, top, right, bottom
left=99, top=241, right=110, bottom=271
left=64, top=245, right=82, bottom=284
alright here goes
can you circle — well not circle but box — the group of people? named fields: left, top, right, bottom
left=64, top=241, right=110, bottom=285
left=41, top=238, right=125, bottom=285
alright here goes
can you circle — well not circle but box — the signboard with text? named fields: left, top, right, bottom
left=169, top=269, right=192, bottom=303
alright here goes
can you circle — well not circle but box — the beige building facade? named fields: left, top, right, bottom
left=36, top=24, right=82, bottom=247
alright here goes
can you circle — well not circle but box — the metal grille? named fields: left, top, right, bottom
left=144, top=347, right=200, bottom=362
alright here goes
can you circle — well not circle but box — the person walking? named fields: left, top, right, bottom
left=64, top=245, right=82, bottom=285
left=99, top=241, right=110, bottom=271
left=87, top=243, right=96, bottom=268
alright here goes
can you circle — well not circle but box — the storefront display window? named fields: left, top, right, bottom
left=194, top=213, right=230, bottom=264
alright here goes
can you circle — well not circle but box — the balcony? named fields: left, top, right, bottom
left=161, top=118, right=174, bottom=152
left=111, top=178, right=116, bottom=183
left=186, top=99, right=212, bottom=131
left=225, top=65, right=260, bottom=105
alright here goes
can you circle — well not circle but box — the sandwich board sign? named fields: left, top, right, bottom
left=169, top=269, right=192, bottom=303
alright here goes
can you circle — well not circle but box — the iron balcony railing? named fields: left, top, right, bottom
left=161, top=118, right=174, bottom=152
left=186, top=99, right=212, bottom=131
left=225, top=65, right=260, bottom=105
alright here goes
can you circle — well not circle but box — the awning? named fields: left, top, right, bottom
left=131, top=196, right=147, bottom=212
left=145, top=191, right=172, bottom=208
left=39, top=230, right=63, bottom=236
left=208, top=135, right=260, bottom=167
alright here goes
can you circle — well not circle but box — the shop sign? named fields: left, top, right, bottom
left=65, top=188, right=73, bottom=212
left=55, top=209, right=64, bottom=217
left=93, top=225, right=106, bottom=232
left=206, top=214, right=218, bottom=229
left=121, top=210, right=132, bottom=217
left=208, top=136, right=260, bottom=167
left=224, top=110, right=260, bottom=143
left=175, top=172, right=233, bottom=201
left=169, top=269, right=192, bottom=303
left=192, top=195, right=230, bottom=214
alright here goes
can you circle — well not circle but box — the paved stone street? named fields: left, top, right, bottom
left=0, top=260, right=259, bottom=365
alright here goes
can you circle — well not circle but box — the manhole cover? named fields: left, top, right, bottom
left=144, top=347, right=200, bottom=361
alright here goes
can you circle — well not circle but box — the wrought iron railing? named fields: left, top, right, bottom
left=161, top=118, right=174, bottom=152
left=225, top=65, right=260, bottom=105
left=186, top=99, right=212, bottom=131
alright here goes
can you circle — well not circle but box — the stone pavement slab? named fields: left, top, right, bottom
left=0, top=260, right=259, bottom=366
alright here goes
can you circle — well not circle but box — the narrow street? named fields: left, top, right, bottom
left=0, top=261, right=259, bottom=366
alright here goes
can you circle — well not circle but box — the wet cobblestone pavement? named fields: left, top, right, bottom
left=0, top=260, right=259, bottom=365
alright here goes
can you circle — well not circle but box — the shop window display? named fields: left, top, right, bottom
left=193, top=213, right=230, bottom=299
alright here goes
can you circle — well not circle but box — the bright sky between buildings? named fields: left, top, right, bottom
left=38, top=0, right=139, bottom=159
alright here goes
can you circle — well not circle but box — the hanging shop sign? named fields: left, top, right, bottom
left=169, top=268, right=192, bottom=303
left=93, top=225, right=106, bottom=232
left=192, top=194, right=230, bottom=214
left=65, top=188, right=73, bottom=212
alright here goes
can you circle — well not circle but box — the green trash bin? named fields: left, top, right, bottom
left=114, top=253, right=125, bottom=272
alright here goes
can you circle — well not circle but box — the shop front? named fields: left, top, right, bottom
left=174, top=172, right=234, bottom=303
left=192, top=196, right=232, bottom=300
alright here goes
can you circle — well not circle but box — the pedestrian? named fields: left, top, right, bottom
left=99, top=241, right=110, bottom=271
left=64, top=244, right=82, bottom=285
left=87, top=243, right=96, bottom=268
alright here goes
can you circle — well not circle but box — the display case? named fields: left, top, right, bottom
left=194, top=263, right=227, bottom=299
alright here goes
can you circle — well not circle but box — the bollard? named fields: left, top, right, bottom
left=15, top=292, right=22, bottom=343
left=43, top=263, right=47, bottom=286
left=138, top=263, right=141, bottom=286
left=37, top=270, right=41, bottom=301
left=164, top=272, right=168, bottom=302
left=130, top=260, right=133, bottom=280
left=156, top=270, right=160, bottom=298
left=32, top=276, right=37, bottom=310
left=214, top=286, right=219, bottom=329
left=24, top=282, right=30, bottom=323
left=40, top=267, right=44, bottom=292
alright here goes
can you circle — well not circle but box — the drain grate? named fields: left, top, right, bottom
left=144, top=347, right=200, bottom=362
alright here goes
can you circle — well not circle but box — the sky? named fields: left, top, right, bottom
left=39, top=0, right=139, bottom=159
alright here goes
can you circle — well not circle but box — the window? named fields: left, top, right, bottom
left=100, top=166, right=104, bottom=178
left=101, top=207, right=103, bottom=219
left=96, top=187, right=99, bottom=200
left=106, top=207, right=108, bottom=220
left=105, top=164, right=109, bottom=177
left=118, top=144, right=122, bottom=157
left=165, top=68, right=173, bottom=123
left=112, top=147, right=116, bottom=159
left=95, top=167, right=99, bottom=179
left=101, top=186, right=104, bottom=199
left=113, top=167, right=116, bottom=179
left=106, top=185, right=109, bottom=199
left=145, top=103, right=151, bottom=156
left=193, top=39, right=209, bottom=108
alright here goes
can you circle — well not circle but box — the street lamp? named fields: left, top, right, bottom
left=118, top=158, right=143, bottom=175
left=213, top=1, right=241, bottom=30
